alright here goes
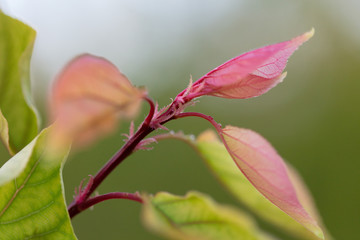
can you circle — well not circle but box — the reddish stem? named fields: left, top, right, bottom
left=84, top=97, right=155, bottom=199
left=69, top=192, right=142, bottom=218
left=143, top=96, right=155, bottom=126
left=67, top=100, right=212, bottom=219
left=68, top=97, right=156, bottom=217
left=175, top=112, right=223, bottom=133
left=175, top=112, right=228, bottom=148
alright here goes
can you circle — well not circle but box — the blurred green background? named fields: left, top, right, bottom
left=1, top=0, right=359, bottom=239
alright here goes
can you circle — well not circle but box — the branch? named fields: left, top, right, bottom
left=68, top=97, right=194, bottom=218
left=175, top=112, right=223, bottom=133
left=69, top=192, right=142, bottom=218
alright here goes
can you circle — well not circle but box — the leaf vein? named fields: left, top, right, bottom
left=25, top=169, right=58, bottom=187
left=0, top=200, right=54, bottom=225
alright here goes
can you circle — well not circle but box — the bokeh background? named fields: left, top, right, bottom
left=0, top=0, right=359, bottom=239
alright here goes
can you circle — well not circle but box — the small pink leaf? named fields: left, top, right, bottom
left=177, top=29, right=314, bottom=101
left=221, top=125, right=323, bottom=238
left=49, top=54, right=146, bottom=148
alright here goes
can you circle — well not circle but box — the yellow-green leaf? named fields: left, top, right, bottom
left=194, top=130, right=328, bottom=239
left=0, top=10, right=39, bottom=154
left=142, top=191, right=274, bottom=240
left=0, top=127, right=77, bottom=239
left=0, top=110, right=11, bottom=155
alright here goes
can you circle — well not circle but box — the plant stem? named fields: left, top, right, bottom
left=175, top=112, right=228, bottom=153
left=87, top=98, right=155, bottom=198
left=69, top=192, right=142, bottom=218
left=175, top=112, right=222, bottom=133
left=67, top=100, right=213, bottom=218
left=143, top=96, right=155, bottom=125
left=68, top=97, right=156, bottom=217
left=89, top=126, right=153, bottom=199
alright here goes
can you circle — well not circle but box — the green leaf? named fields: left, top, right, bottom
left=0, top=10, right=39, bottom=155
left=0, top=127, right=77, bottom=239
left=142, top=191, right=274, bottom=240
left=194, top=130, right=327, bottom=240
left=0, top=110, right=11, bottom=155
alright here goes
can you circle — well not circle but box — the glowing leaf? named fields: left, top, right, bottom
left=195, top=129, right=329, bottom=239
left=50, top=54, right=146, bottom=148
left=221, top=126, right=323, bottom=239
left=176, top=29, right=314, bottom=101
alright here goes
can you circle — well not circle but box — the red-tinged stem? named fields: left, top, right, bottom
left=175, top=112, right=229, bottom=154
left=69, top=192, right=142, bottom=218
left=86, top=97, right=155, bottom=199
left=143, top=96, right=155, bottom=126
left=91, top=126, right=152, bottom=199
left=67, top=99, right=204, bottom=218
left=175, top=112, right=223, bottom=133
left=68, top=97, right=156, bottom=218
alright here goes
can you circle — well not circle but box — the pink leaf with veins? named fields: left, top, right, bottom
left=221, top=126, right=324, bottom=239
left=176, top=29, right=314, bottom=101
left=49, top=54, right=146, bottom=148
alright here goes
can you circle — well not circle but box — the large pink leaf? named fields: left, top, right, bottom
left=221, top=125, right=323, bottom=238
left=176, top=29, right=313, bottom=101
left=49, top=54, right=146, bottom=148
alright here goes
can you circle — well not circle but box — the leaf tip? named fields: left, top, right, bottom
left=307, top=224, right=325, bottom=239
left=304, top=28, right=315, bottom=41
left=280, top=71, right=287, bottom=81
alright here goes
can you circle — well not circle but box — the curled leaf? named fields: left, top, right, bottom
left=176, top=29, right=314, bottom=101
left=49, top=54, right=146, bottom=148
left=0, top=11, right=39, bottom=154
left=221, top=126, right=323, bottom=239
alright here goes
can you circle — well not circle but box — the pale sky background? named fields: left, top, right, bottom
left=1, top=1, right=243, bottom=94
left=1, top=0, right=359, bottom=98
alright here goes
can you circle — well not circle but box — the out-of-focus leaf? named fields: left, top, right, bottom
left=0, top=110, right=11, bottom=155
left=49, top=54, right=146, bottom=148
left=195, top=129, right=325, bottom=239
left=0, top=10, right=39, bottom=155
left=0, top=127, right=77, bottom=239
left=142, top=191, right=274, bottom=240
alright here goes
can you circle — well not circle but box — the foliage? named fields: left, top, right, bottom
left=0, top=10, right=329, bottom=240
left=0, top=10, right=39, bottom=155
left=0, top=127, right=76, bottom=239
left=142, top=191, right=273, bottom=240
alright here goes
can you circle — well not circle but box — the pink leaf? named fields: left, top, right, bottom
left=177, top=29, right=314, bottom=101
left=221, top=125, right=323, bottom=238
left=49, top=54, right=146, bottom=148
